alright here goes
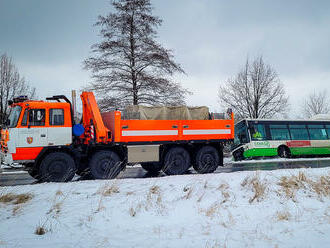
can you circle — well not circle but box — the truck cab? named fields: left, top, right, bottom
left=1, top=96, right=72, bottom=166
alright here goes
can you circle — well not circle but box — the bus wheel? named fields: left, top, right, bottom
left=162, top=147, right=191, bottom=175
left=233, top=148, right=244, bottom=161
left=141, top=162, right=163, bottom=173
left=193, top=146, right=220, bottom=173
left=40, top=152, right=76, bottom=182
left=278, top=146, right=291, bottom=158
left=89, top=150, right=123, bottom=179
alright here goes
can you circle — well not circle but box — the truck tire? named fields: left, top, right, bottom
left=27, top=168, right=41, bottom=180
left=89, top=150, right=123, bottom=179
left=39, top=152, right=76, bottom=182
left=162, top=147, right=191, bottom=175
left=141, top=162, right=163, bottom=173
left=193, top=146, right=220, bottom=174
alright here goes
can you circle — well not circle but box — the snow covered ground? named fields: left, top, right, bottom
left=0, top=167, right=329, bottom=248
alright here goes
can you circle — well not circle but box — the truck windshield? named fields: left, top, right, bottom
left=8, top=106, right=22, bottom=128
left=233, top=121, right=249, bottom=149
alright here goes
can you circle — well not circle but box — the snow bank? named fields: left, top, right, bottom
left=0, top=167, right=329, bottom=248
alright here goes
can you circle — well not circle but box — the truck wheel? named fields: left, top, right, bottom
left=40, top=152, right=76, bottom=182
left=162, top=147, right=190, bottom=175
left=89, top=150, right=123, bottom=179
left=193, top=146, right=220, bottom=173
left=27, top=168, right=41, bottom=180
left=141, top=162, right=163, bottom=173
left=76, top=159, right=89, bottom=176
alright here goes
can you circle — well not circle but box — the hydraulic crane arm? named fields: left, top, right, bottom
left=80, top=92, right=111, bottom=144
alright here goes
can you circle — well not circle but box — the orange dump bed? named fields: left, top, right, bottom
left=101, top=111, right=234, bottom=144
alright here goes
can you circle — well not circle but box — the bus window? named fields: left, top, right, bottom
left=308, top=125, right=328, bottom=140
left=326, top=125, right=330, bottom=139
left=250, top=123, right=266, bottom=141
left=289, top=124, right=309, bottom=140
left=270, top=125, right=290, bottom=140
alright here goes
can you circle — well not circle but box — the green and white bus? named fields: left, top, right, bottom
left=231, top=119, right=330, bottom=161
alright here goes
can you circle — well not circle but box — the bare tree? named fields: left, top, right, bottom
left=84, top=0, right=189, bottom=110
left=301, top=91, right=330, bottom=118
left=0, top=54, right=36, bottom=125
left=218, top=56, right=288, bottom=119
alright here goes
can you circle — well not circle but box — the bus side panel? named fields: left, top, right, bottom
left=243, top=148, right=278, bottom=157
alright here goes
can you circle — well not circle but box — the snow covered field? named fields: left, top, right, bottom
left=0, top=167, right=329, bottom=248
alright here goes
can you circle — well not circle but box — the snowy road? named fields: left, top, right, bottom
left=1, top=157, right=330, bottom=186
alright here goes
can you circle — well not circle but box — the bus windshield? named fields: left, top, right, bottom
left=8, top=106, right=22, bottom=128
left=233, top=121, right=249, bottom=148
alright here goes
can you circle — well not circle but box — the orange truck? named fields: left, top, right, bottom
left=0, top=92, right=234, bottom=182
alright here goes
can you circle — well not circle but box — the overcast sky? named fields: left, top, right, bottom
left=1, top=0, right=329, bottom=115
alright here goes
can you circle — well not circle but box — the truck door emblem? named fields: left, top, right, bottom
left=27, top=137, right=33, bottom=144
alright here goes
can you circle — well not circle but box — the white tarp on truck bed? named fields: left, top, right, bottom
left=123, top=105, right=210, bottom=120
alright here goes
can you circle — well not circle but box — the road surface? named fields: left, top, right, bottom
left=1, top=158, right=330, bottom=186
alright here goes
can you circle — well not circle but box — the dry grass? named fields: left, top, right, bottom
left=94, top=183, right=120, bottom=213
left=47, top=189, right=71, bottom=216
left=218, top=183, right=230, bottom=204
left=278, top=172, right=307, bottom=200
left=182, top=186, right=193, bottom=200
left=205, top=203, right=220, bottom=218
left=197, top=192, right=205, bottom=202
left=276, top=210, right=291, bottom=221
left=147, top=185, right=162, bottom=207
left=205, top=240, right=222, bottom=248
left=149, top=185, right=160, bottom=194
left=55, top=190, right=63, bottom=196
left=0, top=193, right=33, bottom=205
left=102, top=184, right=120, bottom=196
left=129, top=207, right=136, bottom=217
left=277, top=211, right=291, bottom=221
left=34, top=219, right=51, bottom=236
left=35, top=226, right=46, bottom=235
left=129, top=186, right=163, bottom=216
left=96, top=182, right=120, bottom=196
left=242, top=175, right=266, bottom=203
left=204, top=181, right=208, bottom=189
left=310, top=175, right=330, bottom=197
left=12, top=205, right=21, bottom=215
left=278, top=172, right=330, bottom=200
left=128, top=203, right=143, bottom=217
